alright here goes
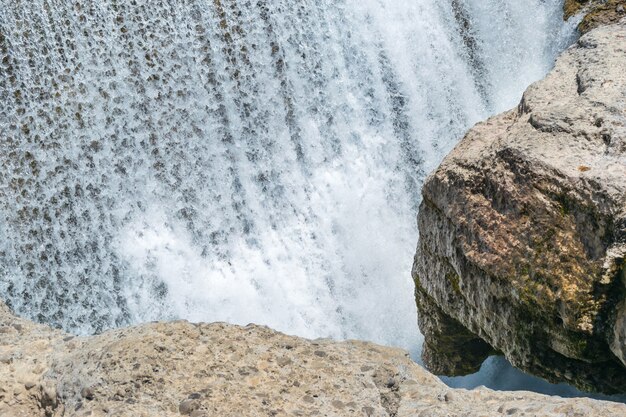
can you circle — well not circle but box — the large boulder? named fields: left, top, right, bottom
left=1, top=299, right=625, bottom=416
left=413, top=19, right=626, bottom=393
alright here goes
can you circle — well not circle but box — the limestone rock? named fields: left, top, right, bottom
left=1, top=300, right=624, bottom=416
left=564, top=0, right=626, bottom=33
left=413, top=19, right=626, bottom=393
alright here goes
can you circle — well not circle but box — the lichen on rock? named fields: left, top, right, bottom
left=564, top=0, right=626, bottom=33
left=413, top=19, right=626, bottom=393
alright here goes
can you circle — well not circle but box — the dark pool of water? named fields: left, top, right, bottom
left=439, top=356, right=626, bottom=403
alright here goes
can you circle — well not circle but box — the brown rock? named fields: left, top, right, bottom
left=564, top=0, right=626, bottom=33
left=413, top=20, right=626, bottom=393
left=1, top=295, right=622, bottom=417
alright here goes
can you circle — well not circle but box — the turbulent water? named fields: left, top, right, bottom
left=1, top=0, right=576, bottom=353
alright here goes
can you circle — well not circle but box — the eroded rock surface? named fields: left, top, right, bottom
left=413, top=19, right=626, bottom=393
left=1, top=300, right=625, bottom=416
left=564, top=0, right=626, bottom=33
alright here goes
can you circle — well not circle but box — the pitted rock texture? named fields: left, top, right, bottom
left=1, top=301, right=625, bottom=416
left=413, top=20, right=626, bottom=394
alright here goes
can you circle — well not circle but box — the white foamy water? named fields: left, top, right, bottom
left=0, top=0, right=576, bottom=354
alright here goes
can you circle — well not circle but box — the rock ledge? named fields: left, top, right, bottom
left=1, top=300, right=625, bottom=416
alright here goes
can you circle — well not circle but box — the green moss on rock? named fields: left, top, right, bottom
left=564, top=0, right=626, bottom=34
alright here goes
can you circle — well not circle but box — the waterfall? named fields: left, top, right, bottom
left=0, top=0, right=576, bottom=353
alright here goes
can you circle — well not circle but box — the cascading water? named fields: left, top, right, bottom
left=0, top=0, right=576, bottom=358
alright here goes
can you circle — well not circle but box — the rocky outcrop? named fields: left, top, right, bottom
left=1, top=301, right=625, bottom=416
left=413, top=19, right=626, bottom=393
left=564, top=0, right=626, bottom=33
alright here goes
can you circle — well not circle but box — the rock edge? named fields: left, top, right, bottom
left=1, top=300, right=625, bottom=416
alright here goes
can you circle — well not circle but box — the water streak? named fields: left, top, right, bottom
left=0, top=0, right=576, bottom=353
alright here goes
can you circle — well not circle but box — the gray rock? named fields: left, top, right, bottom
left=81, top=387, right=95, bottom=400
left=178, top=399, right=200, bottom=415
left=331, top=400, right=345, bottom=409
left=277, top=357, right=293, bottom=367
left=413, top=20, right=626, bottom=393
